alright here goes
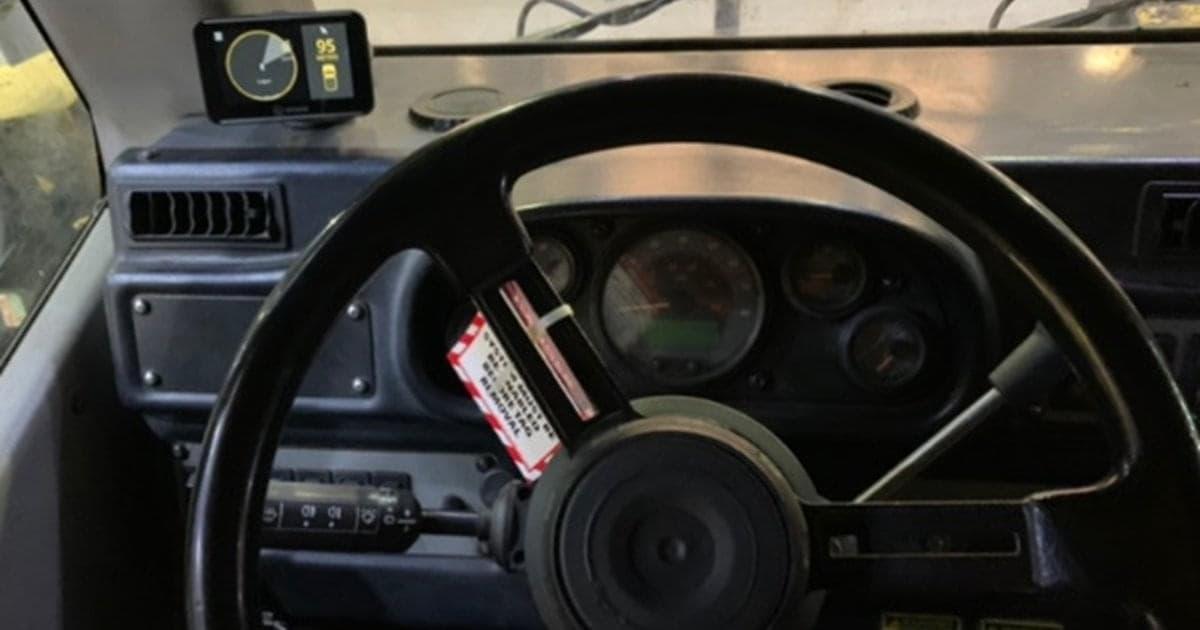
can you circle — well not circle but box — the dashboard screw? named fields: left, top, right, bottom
left=171, top=443, right=190, bottom=461
left=142, top=370, right=161, bottom=387
left=748, top=371, right=770, bottom=390
left=351, top=377, right=371, bottom=395
left=346, top=302, right=364, bottom=320
left=132, top=298, right=150, bottom=315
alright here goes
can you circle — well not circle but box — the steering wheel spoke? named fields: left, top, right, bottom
left=805, top=500, right=1044, bottom=595
left=803, top=486, right=1135, bottom=600
left=465, top=252, right=635, bottom=452
left=806, top=499, right=1067, bottom=599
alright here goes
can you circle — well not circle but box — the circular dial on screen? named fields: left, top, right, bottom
left=601, top=229, right=764, bottom=384
left=224, top=29, right=299, bottom=102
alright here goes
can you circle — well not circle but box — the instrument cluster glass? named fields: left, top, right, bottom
left=783, top=241, right=868, bottom=316
left=843, top=308, right=929, bottom=393
left=601, top=229, right=764, bottom=385
left=531, top=235, right=578, bottom=297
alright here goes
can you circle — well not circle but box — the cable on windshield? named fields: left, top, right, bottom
left=516, top=0, right=684, bottom=41
left=988, top=0, right=1017, bottom=29
left=991, top=0, right=1149, bottom=30
left=517, top=0, right=594, bottom=38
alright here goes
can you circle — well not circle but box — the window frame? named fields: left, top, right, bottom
left=0, top=0, right=106, bottom=373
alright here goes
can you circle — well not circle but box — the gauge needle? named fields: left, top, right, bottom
left=259, top=37, right=292, bottom=71
left=876, top=353, right=895, bottom=373
left=620, top=301, right=669, bottom=313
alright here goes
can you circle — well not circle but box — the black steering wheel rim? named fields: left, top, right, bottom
left=187, top=73, right=1200, bottom=629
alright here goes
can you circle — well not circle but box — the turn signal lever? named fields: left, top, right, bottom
left=260, top=479, right=530, bottom=569
left=855, top=324, right=1072, bottom=502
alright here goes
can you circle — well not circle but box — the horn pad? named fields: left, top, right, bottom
left=525, top=398, right=813, bottom=630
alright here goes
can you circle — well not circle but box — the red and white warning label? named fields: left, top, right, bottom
left=447, top=312, right=563, bottom=480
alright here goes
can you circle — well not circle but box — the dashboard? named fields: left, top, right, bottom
left=89, top=35, right=1200, bottom=629
left=105, top=187, right=995, bottom=445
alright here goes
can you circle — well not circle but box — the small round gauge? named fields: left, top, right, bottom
left=784, top=241, right=868, bottom=316
left=601, top=229, right=764, bottom=384
left=531, top=236, right=577, bottom=296
left=224, top=29, right=299, bottom=102
left=844, top=308, right=928, bottom=393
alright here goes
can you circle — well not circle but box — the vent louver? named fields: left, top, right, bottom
left=1136, top=182, right=1200, bottom=258
left=127, top=189, right=282, bottom=244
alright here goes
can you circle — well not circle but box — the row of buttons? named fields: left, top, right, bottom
left=261, top=488, right=420, bottom=536
left=269, top=468, right=412, bottom=489
left=261, top=500, right=360, bottom=532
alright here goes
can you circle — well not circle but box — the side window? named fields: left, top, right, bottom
left=0, top=0, right=100, bottom=364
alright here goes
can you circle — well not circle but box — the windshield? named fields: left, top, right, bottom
left=291, top=0, right=1198, bottom=46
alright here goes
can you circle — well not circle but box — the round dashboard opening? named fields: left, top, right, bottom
left=600, top=229, right=764, bottom=385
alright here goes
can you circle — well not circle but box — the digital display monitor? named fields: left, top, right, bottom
left=194, top=11, right=373, bottom=124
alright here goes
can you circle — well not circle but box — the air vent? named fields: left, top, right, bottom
left=1135, top=182, right=1200, bottom=258
left=127, top=188, right=283, bottom=244
left=815, top=78, right=920, bottom=119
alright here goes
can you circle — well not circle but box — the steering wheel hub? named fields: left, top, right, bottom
left=526, top=412, right=811, bottom=629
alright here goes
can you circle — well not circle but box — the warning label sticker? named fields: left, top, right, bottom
left=447, top=313, right=562, bottom=480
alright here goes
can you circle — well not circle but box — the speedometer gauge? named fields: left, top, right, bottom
left=601, top=229, right=764, bottom=384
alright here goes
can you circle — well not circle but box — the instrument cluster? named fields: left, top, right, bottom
left=518, top=198, right=996, bottom=432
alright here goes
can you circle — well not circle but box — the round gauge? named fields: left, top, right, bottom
left=784, top=242, right=868, bottom=316
left=531, top=236, right=577, bottom=296
left=844, top=308, right=928, bottom=393
left=601, top=229, right=764, bottom=384
left=224, top=29, right=299, bottom=102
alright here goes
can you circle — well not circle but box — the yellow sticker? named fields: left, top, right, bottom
left=979, top=619, right=1063, bottom=630
left=882, top=612, right=962, bottom=630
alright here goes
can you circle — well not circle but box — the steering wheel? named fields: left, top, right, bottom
left=186, top=74, right=1200, bottom=628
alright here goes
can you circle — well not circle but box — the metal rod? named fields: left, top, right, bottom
left=422, top=509, right=487, bottom=537
left=854, top=388, right=1006, bottom=503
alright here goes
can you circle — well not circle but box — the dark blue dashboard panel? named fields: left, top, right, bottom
left=105, top=137, right=1200, bottom=454
left=105, top=142, right=1001, bottom=447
